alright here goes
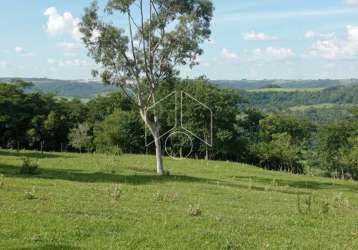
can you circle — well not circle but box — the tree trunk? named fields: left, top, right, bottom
left=153, top=131, right=164, bottom=175
left=140, top=109, right=165, bottom=175
left=40, top=141, right=44, bottom=157
left=204, top=134, right=209, bottom=160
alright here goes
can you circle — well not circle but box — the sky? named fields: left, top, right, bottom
left=1, top=0, right=358, bottom=80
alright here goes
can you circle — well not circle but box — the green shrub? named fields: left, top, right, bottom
left=320, top=199, right=330, bottom=215
left=20, top=157, right=39, bottom=175
left=251, top=133, right=304, bottom=173
left=96, top=145, right=122, bottom=156
left=108, top=184, right=122, bottom=201
left=188, top=204, right=202, bottom=217
left=153, top=192, right=178, bottom=202
left=297, top=194, right=313, bottom=214
left=332, top=192, right=349, bottom=208
left=93, top=110, right=144, bottom=154
left=24, top=186, right=37, bottom=200
left=296, top=193, right=349, bottom=215
left=221, top=242, right=240, bottom=250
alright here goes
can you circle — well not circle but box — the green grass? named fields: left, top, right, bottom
left=0, top=150, right=358, bottom=250
left=248, top=88, right=323, bottom=93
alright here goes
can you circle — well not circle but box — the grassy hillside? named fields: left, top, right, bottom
left=0, top=150, right=358, bottom=249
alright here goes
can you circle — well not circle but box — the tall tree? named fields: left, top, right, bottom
left=80, top=0, right=213, bottom=175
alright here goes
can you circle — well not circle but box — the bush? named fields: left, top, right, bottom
left=252, top=133, right=304, bottom=173
left=96, top=145, right=123, bottom=156
left=108, top=184, right=122, bottom=201
left=188, top=204, right=202, bottom=217
left=93, top=111, right=144, bottom=154
left=24, top=186, right=37, bottom=200
left=20, top=157, right=39, bottom=175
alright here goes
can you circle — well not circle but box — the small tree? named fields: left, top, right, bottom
left=68, top=123, right=93, bottom=153
left=80, top=0, right=213, bottom=175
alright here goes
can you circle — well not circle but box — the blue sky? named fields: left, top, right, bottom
left=1, top=0, right=358, bottom=80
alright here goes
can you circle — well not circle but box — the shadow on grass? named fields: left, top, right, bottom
left=12, top=244, right=80, bottom=250
left=0, top=163, right=214, bottom=185
left=2, top=159, right=355, bottom=194
left=234, top=176, right=358, bottom=193
left=0, top=162, right=314, bottom=195
left=0, top=150, right=72, bottom=159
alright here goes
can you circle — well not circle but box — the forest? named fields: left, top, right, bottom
left=1, top=79, right=357, bottom=180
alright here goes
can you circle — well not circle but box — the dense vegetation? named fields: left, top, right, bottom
left=244, top=85, right=358, bottom=110
left=1, top=79, right=357, bottom=179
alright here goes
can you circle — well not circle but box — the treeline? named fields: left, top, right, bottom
left=1, top=79, right=357, bottom=179
left=244, top=85, right=358, bottom=110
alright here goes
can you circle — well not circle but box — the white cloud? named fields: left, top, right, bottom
left=14, top=46, right=33, bottom=57
left=44, top=7, right=82, bottom=41
left=0, top=60, right=8, bottom=68
left=308, top=25, right=358, bottom=59
left=243, top=31, right=277, bottom=41
left=221, top=47, right=294, bottom=63
left=309, top=40, right=342, bottom=59
left=193, top=56, right=211, bottom=67
left=221, top=48, right=239, bottom=61
left=253, top=47, right=295, bottom=60
left=48, top=58, right=90, bottom=67
left=90, top=29, right=101, bottom=43
left=304, top=31, right=335, bottom=39
left=15, top=46, right=24, bottom=53
left=57, top=42, right=82, bottom=50
left=345, top=0, right=358, bottom=6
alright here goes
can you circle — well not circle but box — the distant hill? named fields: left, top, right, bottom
left=2, top=77, right=358, bottom=98
left=0, top=78, right=117, bottom=98
left=242, top=84, right=358, bottom=110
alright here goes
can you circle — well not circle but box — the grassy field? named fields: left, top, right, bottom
left=0, top=150, right=358, bottom=250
